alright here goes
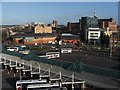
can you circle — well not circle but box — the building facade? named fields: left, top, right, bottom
left=111, top=32, right=120, bottom=47
left=52, top=20, right=58, bottom=28
left=67, top=20, right=81, bottom=34
left=87, top=28, right=101, bottom=44
left=98, top=18, right=118, bottom=35
left=81, top=16, right=99, bottom=43
left=12, top=33, right=57, bottom=45
left=60, top=33, right=80, bottom=44
left=34, top=25, right=52, bottom=34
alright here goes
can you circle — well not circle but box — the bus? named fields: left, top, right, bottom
left=61, top=48, right=72, bottom=54
left=16, top=79, right=47, bottom=90
left=46, top=52, right=60, bottom=59
left=27, top=83, right=67, bottom=90
left=6, top=47, right=19, bottom=52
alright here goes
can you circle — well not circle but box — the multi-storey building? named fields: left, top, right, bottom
left=67, top=19, right=81, bottom=34
left=34, top=24, right=52, bottom=34
left=111, top=32, right=120, bottom=47
left=81, top=16, right=101, bottom=44
left=98, top=18, right=118, bottom=35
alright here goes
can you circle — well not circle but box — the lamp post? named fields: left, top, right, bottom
left=110, top=34, right=113, bottom=61
left=41, top=25, right=44, bottom=49
left=20, top=68, right=22, bottom=90
left=72, top=72, right=74, bottom=90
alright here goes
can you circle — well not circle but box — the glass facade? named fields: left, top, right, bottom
left=86, top=17, right=98, bottom=28
left=81, top=16, right=99, bottom=29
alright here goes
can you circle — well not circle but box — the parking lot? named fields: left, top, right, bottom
left=55, top=50, right=120, bottom=71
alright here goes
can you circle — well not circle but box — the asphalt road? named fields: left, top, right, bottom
left=56, top=51, right=120, bottom=71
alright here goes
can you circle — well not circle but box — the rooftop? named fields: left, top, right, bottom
left=12, top=33, right=58, bottom=38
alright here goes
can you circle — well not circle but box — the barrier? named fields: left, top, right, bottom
left=2, top=47, right=120, bottom=79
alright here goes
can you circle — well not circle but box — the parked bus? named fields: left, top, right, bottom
left=6, top=47, right=19, bottom=51
left=61, top=48, right=72, bottom=54
left=27, top=83, right=67, bottom=90
left=46, top=52, right=60, bottom=59
left=16, top=79, right=47, bottom=90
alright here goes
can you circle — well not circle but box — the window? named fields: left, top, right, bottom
left=35, top=37, right=38, bottom=39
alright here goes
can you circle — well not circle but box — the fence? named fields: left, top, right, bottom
left=67, top=59, right=120, bottom=79
left=2, top=47, right=120, bottom=79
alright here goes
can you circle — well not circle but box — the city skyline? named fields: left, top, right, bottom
left=2, top=2, right=118, bottom=25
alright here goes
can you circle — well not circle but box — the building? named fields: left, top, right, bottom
left=59, top=33, right=80, bottom=45
left=52, top=20, right=58, bottom=28
left=98, top=18, right=118, bottom=35
left=111, top=32, right=120, bottom=47
left=87, top=28, right=101, bottom=44
left=12, top=33, right=57, bottom=45
left=81, top=16, right=99, bottom=43
left=67, top=20, right=81, bottom=34
left=34, top=24, right=52, bottom=34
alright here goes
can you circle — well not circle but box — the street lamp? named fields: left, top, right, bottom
left=110, top=34, right=113, bottom=61
left=41, top=25, right=44, bottom=49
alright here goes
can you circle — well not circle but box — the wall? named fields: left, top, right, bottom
left=14, top=37, right=56, bottom=45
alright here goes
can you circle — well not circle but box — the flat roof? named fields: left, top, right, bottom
left=12, top=33, right=58, bottom=38
left=27, top=83, right=59, bottom=88
left=16, top=79, right=47, bottom=84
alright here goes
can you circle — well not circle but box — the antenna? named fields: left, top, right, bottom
left=94, top=11, right=96, bottom=17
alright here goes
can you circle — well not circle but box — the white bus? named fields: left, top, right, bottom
left=7, top=47, right=19, bottom=51
left=27, top=83, right=67, bottom=90
left=16, top=79, right=47, bottom=90
left=61, top=48, right=72, bottom=54
left=46, top=52, right=60, bottom=59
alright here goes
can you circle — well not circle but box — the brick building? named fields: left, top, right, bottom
left=111, top=32, right=120, bottom=47
left=67, top=20, right=81, bottom=34
left=98, top=18, right=118, bottom=35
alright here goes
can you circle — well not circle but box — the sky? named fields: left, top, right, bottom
left=1, top=2, right=118, bottom=25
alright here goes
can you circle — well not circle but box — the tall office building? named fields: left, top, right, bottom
left=81, top=15, right=101, bottom=43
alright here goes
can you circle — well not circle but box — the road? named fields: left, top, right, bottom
left=56, top=51, right=120, bottom=71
